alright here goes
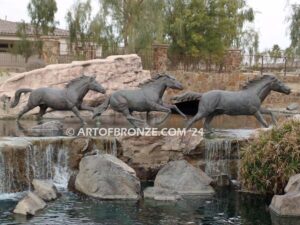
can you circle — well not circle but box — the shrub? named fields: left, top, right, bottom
left=240, top=119, right=300, bottom=195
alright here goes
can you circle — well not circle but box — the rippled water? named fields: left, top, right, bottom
left=0, top=188, right=274, bottom=225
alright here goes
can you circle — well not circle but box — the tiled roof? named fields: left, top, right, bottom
left=0, top=19, right=69, bottom=37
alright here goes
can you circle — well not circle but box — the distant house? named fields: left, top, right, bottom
left=0, top=19, right=71, bottom=71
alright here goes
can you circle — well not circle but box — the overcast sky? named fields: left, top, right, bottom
left=0, top=0, right=298, bottom=51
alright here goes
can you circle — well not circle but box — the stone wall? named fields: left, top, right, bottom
left=166, top=71, right=300, bottom=108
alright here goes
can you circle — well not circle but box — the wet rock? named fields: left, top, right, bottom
left=154, top=160, right=214, bottom=195
left=13, top=192, right=46, bottom=216
left=144, top=187, right=182, bottom=201
left=75, top=154, right=141, bottom=200
left=287, top=103, right=299, bottom=111
left=27, top=121, right=63, bottom=136
left=32, top=179, right=59, bottom=201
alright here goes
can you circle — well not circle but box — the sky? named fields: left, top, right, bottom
left=0, top=0, right=298, bottom=51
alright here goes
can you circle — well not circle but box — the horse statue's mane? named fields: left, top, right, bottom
left=65, top=75, right=90, bottom=88
left=138, top=73, right=174, bottom=87
left=242, top=74, right=276, bottom=90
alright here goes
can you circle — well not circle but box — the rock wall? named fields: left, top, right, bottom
left=0, top=54, right=150, bottom=119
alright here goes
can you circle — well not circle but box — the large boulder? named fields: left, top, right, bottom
left=270, top=173, right=300, bottom=216
left=151, top=160, right=214, bottom=196
left=32, top=179, right=59, bottom=201
left=13, top=192, right=46, bottom=216
left=75, top=154, right=141, bottom=200
left=0, top=54, right=150, bottom=119
left=118, top=131, right=205, bottom=180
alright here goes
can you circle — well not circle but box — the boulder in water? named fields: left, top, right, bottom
left=32, top=179, right=59, bottom=201
left=75, top=154, right=141, bottom=200
left=28, top=121, right=63, bottom=136
left=153, top=160, right=214, bottom=195
left=270, top=173, right=300, bottom=216
left=13, top=192, right=46, bottom=216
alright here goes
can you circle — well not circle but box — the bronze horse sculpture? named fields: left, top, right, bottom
left=10, top=75, right=106, bottom=124
left=93, top=73, right=187, bottom=127
left=172, top=74, right=291, bottom=131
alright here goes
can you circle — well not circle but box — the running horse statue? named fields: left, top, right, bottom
left=172, top=74, right=291, bottom=131
left=92, top=73, right=187, bottom=127
left=10, top=75, right=106, bottom=124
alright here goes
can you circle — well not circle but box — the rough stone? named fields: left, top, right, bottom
left=75, top=154, right=141, bottom=200
left=24, top=121, right=63, bottom=136
left=13, top=192, right=46, bottom=216
left=285, top=174, right=300, bottom=193
left=32, top=179, right=59, bottom=201
left=287, top=103, right=299, bottom=111
left=270, top=192, right=300, bottom=216
left=0, top=54, right=150, bottom=118
left=154, top=160, right=214, bottom=195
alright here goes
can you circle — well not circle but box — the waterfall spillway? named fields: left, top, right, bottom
left=0, top=143, right=70, bottom=193
left=204, top=138, right=240, bottom=180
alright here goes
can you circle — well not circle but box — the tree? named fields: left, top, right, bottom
left=11, top=21, right=34, bottom=62
left=268, top=44, right=282, bottom=64
left=27, top=0, right=58, bottom=56
left=66, top=0, right=93, bottom=57
left=288, top=4, right=300, bottom=56
left=165, top=0, right=254, bottom=67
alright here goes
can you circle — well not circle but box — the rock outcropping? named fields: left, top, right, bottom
left=0, top=54, right=150, bottom=119
left=13, top=192, right=46, bottom=216
left=32, top=179, right=59, bottom=201
left=144, top=160, right=214, bottom=200
left=75, top=154, right=141, bottom=200
left=270, top=173, right=300, bottom=216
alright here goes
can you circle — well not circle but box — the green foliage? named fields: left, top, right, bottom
left=268, top=44, right=282, bottom=63
left=27, top=0, right=58, bottom=56
left=10, top=21, right=35, bottom=62
left=288, top=4, right=300, bottom=56
left=240, top=119, right=300, bottom=195
left=27, top=0, right=58, bottom=36
left=66, top=0, right=93, bottom=55
left=165, top=0, right=254, bottom=64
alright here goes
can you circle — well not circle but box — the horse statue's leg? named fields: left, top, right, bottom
left=164, top=104, right=187, bottom=120
left=254, top=111, right=269, bottom=128
left=203, top=114, right=214, bottom=132
left=147, top=101, right=171, bottom=125
left=71, top=106, right=86, bottom=125
left=260, top=107, right=277, bottom=125
left=122, top=109, right=148, bottom=128
left=37, top=105, right=48, bottom=121
left=17, top=104, right=35, bottom=121
left=80, top=104, right=94, bottom=112
left=186, top=112, right=206, bottom=129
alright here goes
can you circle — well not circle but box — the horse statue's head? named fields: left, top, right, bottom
left=66, top=75, right=106, bottom=94
left=266, top=75, right=291, bottom=95
left=139, top=73, right=183, bottom=90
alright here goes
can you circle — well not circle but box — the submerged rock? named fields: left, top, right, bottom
left=144, top=187, right=182, bottom=201
left=26, top=121, right=63, bottom=136
left=13, top=192, right=46, bottom=216
left=287, top=103, right=299, bottom=111
left=153, top=160, right=214, bottom=196
left=32, top=179, right=59, bottom=201
left=75, top=154, right=141, bottom=200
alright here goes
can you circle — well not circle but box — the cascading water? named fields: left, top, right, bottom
left=0, top=143, right=71, bottom=194
left=204, top=138, right=240, bottom=180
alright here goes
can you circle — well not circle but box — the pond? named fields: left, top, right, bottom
left=0, top=187, right=273, bottom=225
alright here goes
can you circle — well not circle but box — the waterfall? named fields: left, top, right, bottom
left=205, top=139, right=240, bottom=180
left=0, top=143, right=71, bottom=194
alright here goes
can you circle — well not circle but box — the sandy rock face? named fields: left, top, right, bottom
left=0, top=54, right=150, bottom=118
left=75, top=154, right=141, bottom=200
left=13, top=192, right=46, bottom=216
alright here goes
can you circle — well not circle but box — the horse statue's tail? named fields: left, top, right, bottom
left=10, top=88, right=33, bottom=108
left=171, top=91, right=202, bottom=103
left=92, top=96, right=110, bottom=119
